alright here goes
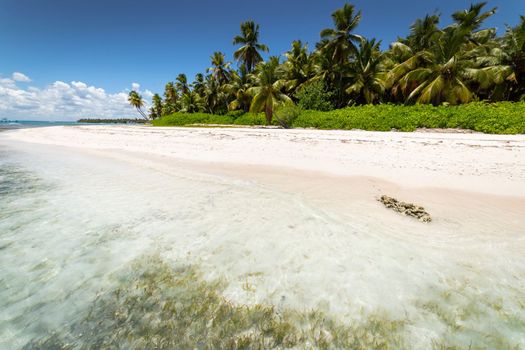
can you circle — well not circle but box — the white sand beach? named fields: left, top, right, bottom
left=6, top=125, right=525, bottom=193
left=1, top=125, right=524, bottom=348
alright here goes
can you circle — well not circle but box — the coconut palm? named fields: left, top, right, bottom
left=207, top=52, right=232, bottom=85
left=225, top=65, right=253, bottom=112
left=281, top=40, right=315, bottom=94
left=127, top=91, right=148, bottom=119
left=452, top=2, right=497, bottom=31
left=175, top=74, right=190, bottom=95
left=402, top=14, right=441, bottom=52
left=203, top=75, right=228, bottom=114
left=387, top=2, right=503, bottom=105
left=149, top=93, right=163, bottom=119
left=501, top=16, right=525, bottom=100
left=318, top=3, right=363, bottom=106
left=233, top=21, right=269, bottom=72
left=248, top=57, right=292, bottom=124
left=319, top=4, right=362, bottom=65
left=180, top=91, right=203, bottom=113
left=192, top=73, right=206, bottom=97
left=163, top=82, right=178, bottom=115
left=346, top=38, right=386, bottom=104
left=309, top=44, right=340, bottom=90
left=145, top=2, right=523, bottom=110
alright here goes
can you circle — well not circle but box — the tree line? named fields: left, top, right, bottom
left=128, top=2, right=525, bottom=124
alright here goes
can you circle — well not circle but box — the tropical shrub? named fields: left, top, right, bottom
left=295, top=81, right=335, bottom=111
left=152, top=113, right=233, bottom=126
left=153, top=102, right=525, bottom=134
left=274, top=104, right=302, bottom=129
left=293, top=102, right=525, bottom=134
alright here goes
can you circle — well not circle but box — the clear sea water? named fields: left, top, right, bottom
left=0, top=120, right=81, bottom=130
left=0, top=128, right=524, bottom=349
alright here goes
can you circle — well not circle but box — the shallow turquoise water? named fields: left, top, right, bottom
left=0, top=138, right=524, bottom=349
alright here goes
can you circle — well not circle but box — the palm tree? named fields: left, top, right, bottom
left=281, top=40, right=315, bottom=94
left=127, top=91, right=148, bottom=119
left=203, top=75, right=228, bottom=114
left=319, top=4, right=362, bottom=65
left=309, top=44, right=339, bottom=90
left=319, top=3, right=363, bottom=106
left=501, top=16, right=525, bottom=100
left=346, top=38, right=386, bottom=104
left=180, top=91, right=204, bottom=113
left=387, top=2, right=503, bottom=105
left=207, top=52, right=232, bottom=85
left=144, top=3, right=524, bottom=109
left=175, top=74, right=190, bottom=95
left=452, top=2, right=496, bottom=31
left=149, top=93, right=163, bottom=119
left=248, top=57, right=292, bottom=124
left=225, top=65, right=253, bottom=112
left=233, top=21, right=269, bottom=72
left=402, top=14, right=441, bottom=52
left=163, top=82, right=178, bottom=115
left=192, top=73, right=206, bottom=97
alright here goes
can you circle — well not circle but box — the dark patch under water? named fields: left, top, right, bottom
left=21, top=255, right=525, bottom=350
left=23, top=256, right=407, bottom=350
left=0, top=164, right=44, bottom=196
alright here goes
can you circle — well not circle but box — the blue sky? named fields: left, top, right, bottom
left=1, top=0, right=523, bottom=120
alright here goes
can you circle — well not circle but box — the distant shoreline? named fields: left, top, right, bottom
left=77, top=118, right=147, bottom=124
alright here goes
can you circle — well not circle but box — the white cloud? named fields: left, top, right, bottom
left=0, top=73, right=151, bottom=121
left=12, top=72, right=31, bottom=82
left=131, top=82, right=140, bottom=91
left=143, top=89, right=154, bottom=99
left=0, top=78, right=15, bottom=87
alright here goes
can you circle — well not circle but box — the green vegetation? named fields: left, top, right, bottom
left=295, top=81, right=335, bottom=112
left=127, top=91, right=148, bottom=120
left=248, top=57, right=292, bottom=124
left=153, top=102, right=525, bottom=134
left=127, top=2, right=525, bottom=133
left=152, top=111, right=266, bottom=127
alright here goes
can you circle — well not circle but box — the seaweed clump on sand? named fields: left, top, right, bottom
left=24, top=255, right=407, bottom=350
left=378, top=195, right=432, bottom=222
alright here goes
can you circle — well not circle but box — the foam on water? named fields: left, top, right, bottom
left=0, top=140, right=524, bottom=349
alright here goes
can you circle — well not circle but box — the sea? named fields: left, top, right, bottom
left=0, top=120, right=81, bottom=129
left=0, top=124, right=524, bottom=349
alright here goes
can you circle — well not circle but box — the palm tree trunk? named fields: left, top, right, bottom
left=136, top=108, right=148, bottom=120
left=337, top=71, right=344, bottom=107
left=265, top=103, right=273, bottom=125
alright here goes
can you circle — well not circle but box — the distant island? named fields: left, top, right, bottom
left=77, top=118, right=148, bottom=124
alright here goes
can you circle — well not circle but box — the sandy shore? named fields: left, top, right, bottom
left=3, top=125, right=525, bottom=235
left=4, top=125, right=525, bottom=195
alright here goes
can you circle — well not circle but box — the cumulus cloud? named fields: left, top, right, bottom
left=143, top=89, right=154, bottom=99
left=0, top=78, right=15, bottom=87
left=0, top=73, right=151, bottom=121
left=12, top=72, right=31, bottom=82
left=131, top=82, right=140, bottom=91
